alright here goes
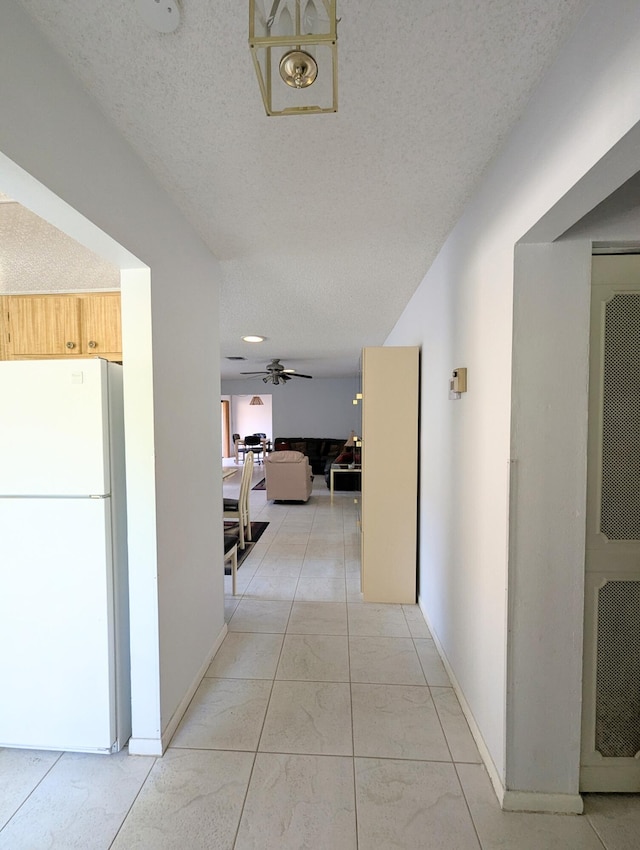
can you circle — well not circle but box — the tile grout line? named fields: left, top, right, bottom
left=0, top=750, right=65, bottom=836
left=581, top=809, right=617, bottom=850
left=167, top=744, right=466, bottom=766
left=231, top=751, right=258, bottom=850
left=347, top=589, right=361, bottom=850
left=451, top=761, right=485, bottom=850
left=107, top=755, right=157, bottom=849
left=229, top=577, right=292, bottom=847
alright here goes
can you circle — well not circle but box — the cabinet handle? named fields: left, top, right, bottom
left=88, top=340, right=97, bottom=349
left=66, top=341, right=75, bottom=349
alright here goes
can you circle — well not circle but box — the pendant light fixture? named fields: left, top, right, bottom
left=250, top=396, right=265, bottom=405
left=249, top=0, right=338, bottom=116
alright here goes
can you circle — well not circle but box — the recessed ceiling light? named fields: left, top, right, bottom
left=242, top=335, right=265, bottom=343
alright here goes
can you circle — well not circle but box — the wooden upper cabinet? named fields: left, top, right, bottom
left=2, top=292, right=122, bottom=361
left=80, top=293, right=121, bottom=356
left=7, top=295, right=81, bottom=356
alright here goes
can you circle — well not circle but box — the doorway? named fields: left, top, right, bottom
left=229, top=394, right=273, bottom=456
left=221, top=400, right=230, bottom=458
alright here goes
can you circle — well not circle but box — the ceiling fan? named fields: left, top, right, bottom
left=240, top=358, right=313, bottom=385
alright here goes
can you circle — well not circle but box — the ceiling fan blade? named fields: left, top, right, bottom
left=240, top=362, right=312, bottom=382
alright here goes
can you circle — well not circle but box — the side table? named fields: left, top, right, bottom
left=330, top=464, right=361, bottom=503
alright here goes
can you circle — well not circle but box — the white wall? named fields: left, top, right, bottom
left=222, top=377, right=361, bottom=439
left=386, top=0, right=640, bottom=807
left=231, top=395, right=273, bottom=443
left=561, top=171, right=640, bottom=242
left=507, top=201, right=640, bottom=796
left=508, top=240, right=592, bottom=797
left=0, top=4, right=224, bottom=753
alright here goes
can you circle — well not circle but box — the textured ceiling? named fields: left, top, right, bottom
left=9, top=0, right=590, bottom=377
left=0, top=196, right=119, bottom=294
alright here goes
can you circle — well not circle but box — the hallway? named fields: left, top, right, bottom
left=0, top=470, right=638, bottom=848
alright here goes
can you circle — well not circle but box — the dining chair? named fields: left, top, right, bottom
left=254, top=432, right=271, bottom=454
left=224, top=536, right=239, bottom=595
left=233, top=433, right=247, bottom=464
left=243, top=434, right=264, bottom=464
left=223, top=450, right=254, bottom=549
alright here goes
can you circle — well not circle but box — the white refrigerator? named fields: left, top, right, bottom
left=0, top=358, right=131, bottom=753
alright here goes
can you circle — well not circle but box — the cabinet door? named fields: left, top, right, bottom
left=7, top=295, right=81, bottom=356
left=80, top=293, right=122, bottom=356
left=0, top=296, right=8, bottom=360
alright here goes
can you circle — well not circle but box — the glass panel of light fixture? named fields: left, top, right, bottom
left=303, top=0, right=318, bottom=33
left=251, top=0, right=333, bottom=37
left=275, top=5, right=294, bottom=36
left=253, top=0, right=268, bottom=35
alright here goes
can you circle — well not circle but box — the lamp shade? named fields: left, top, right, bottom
left=250, top=395, right=264, bottom=405
left=249, top=0, right=338, bottom=116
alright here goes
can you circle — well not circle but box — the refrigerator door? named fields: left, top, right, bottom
left=0, top=497, right=118, bottom=752
left=0, top=359, right=111, bottom=496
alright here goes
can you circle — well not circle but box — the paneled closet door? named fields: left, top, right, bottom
left=580, top=255, right=640, bottom=792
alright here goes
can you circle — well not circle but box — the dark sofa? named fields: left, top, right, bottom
left=273, top=437, right=345, bottom=475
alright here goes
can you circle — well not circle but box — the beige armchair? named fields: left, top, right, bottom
left=264, top=450, right=313, bottom=502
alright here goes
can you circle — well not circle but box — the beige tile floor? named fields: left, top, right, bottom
left=1, top=465, right=639, bottom=848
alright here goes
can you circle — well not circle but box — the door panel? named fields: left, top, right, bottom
left=580, top=256, right=640, bottom=791
left=0, top=359, right=110, bottom=496
left=0, top=497, right=115, bottom=752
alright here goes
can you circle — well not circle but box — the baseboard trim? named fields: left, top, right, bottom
left=418, top=596, right=506, bottom=804
left=580, top=765, right=640, bottom=793
left=128, top=622, right=228, bottom=757
left=160, top=623, right=228, bottom=752
left=127, top=736, right=164, bottom=757
left=418, top=598, right=585, bottom=815
left=502, top=790, right=584, bottom=815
